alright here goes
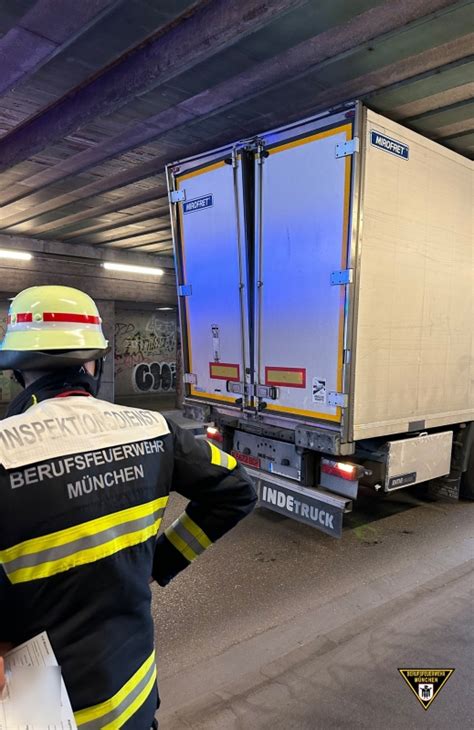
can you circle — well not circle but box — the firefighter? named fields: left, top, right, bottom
left=0, top=285, right=257, bottom=728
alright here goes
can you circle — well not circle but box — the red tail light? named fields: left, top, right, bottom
left=206, top=426, right=223, bottom=443
left=321, top=459, right=357, bottom=481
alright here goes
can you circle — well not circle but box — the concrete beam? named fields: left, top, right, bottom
left=75, top=221, right=171, bottom=246
left=400, top=97, right=474, bottom=129
left=433, top=118, right=474, bottom=137
left=101, top=231, right=172, bottom=249
left=441, top=130, right=474, bottom=154
left=62, top=212, right=171, bottom=243
left=13, top=37, right=472, bottom=240
left=0, top=233, right=177, bottom=304
left=120, top=242, right=173, bottom=254
left=0, top=0, right=122, bottom=96
left=282, top=35, right=474, bottom=127
left=0, top=257, right=177, bottom=305
left=2, top=187, right=168, bottom=236
left=0, top=0, right=463, bottom=224
left=390, top=81, right=474, bottom=118
left=0, top=0, right=305, bottom=173
left=53, top=201, right=171, bottom=240
left=0, top=234, right=175, bottom=269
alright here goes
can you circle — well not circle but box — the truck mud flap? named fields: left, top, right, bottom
left=246, top=468, right=352, bottom=538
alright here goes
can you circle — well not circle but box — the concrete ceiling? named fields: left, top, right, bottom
left=0, top=0, right=472, bottom=257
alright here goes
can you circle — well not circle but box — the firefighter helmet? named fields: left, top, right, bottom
left=0, top=285, right=108, bottom=370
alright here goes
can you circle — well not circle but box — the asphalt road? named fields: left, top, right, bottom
left=152, top=488, right=473, bottom=729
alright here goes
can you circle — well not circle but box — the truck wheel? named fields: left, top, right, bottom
left=411, top=483, right=439, bottom=501
left=460, top=440, right=474, bottom=500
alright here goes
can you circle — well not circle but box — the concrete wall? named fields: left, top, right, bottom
left=0, top=295, right=178, bottom=408
left=0, top=235, right=179, bottom=408
left=114, top=308, right=177, bottom=398
left=97, top=299, right=115, bottom=402
left=0, top=304, right=21, bottom=404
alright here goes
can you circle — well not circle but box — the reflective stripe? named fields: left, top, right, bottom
left=208, top=442, right=237, bottom=471
left=8, top=313, right=101, bottom=328
left=43, top=312, right=101, bottom=324
left=209, top=442, right=222, bottom=466
left=9, top=312, right=32, bottom=324
left=181, top=513, right=212, bottom=550
left=0, top=497, right=168, bottom=584
left=5, top=511, right=163, bottom=574
left=165, top=512, right=212, bottom=562
left=75, top=650, right=157, bottom=729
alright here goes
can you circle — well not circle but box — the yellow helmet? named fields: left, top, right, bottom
left=0, top=285, right=108, bottom=370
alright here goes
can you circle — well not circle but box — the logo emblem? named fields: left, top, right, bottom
left=419, top=684, right=433, bottom=701
left=183, top=194, right=213, bottom=213
left=370, top=130, right=409, bottom=160
left=398, top=668, right=454, bottom=710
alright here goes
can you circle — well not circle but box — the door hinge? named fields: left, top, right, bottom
left=227, top=381, right=247, bottom=396
left=184, top=373, right=197, bottom=384
left=328, top=392, right=348, bottom=408
left=335, top=137, right=359, bottom=158
left=178, top=284, right=192, bottom=296
left=170, top=189, right=186, bottom=203
left=227, top=382, right=279, bottom=400
left=255, top=384, right=279, bottom=400
left=330, top=269, right=353, bottom=286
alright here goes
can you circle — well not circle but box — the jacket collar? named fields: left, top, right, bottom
left=6, top=368, right=97, bottom=417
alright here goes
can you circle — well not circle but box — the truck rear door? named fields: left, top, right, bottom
left=173, top=156, right=249, bottom=407
left=255, top=120, right=354, bottom=423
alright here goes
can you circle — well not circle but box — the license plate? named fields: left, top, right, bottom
left=231, top=450, right=261, bottom=469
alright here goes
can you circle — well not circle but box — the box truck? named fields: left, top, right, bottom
left=167, top=102, right=473, bottom=537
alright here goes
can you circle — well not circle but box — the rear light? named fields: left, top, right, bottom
left=206, top=426, right=223, bottom=443
left=321, top=459, right=359, bottom=481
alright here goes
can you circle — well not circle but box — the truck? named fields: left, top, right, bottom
left=166, top=101, right=474, bottom=538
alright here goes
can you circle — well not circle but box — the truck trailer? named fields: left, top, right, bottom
left=167, top=101, right=474, bottom=538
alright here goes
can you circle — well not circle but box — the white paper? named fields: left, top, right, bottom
left=0, top=632, right=77, bottom=730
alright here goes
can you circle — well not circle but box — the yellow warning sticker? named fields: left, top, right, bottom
left=209, top=362, right=240, bottom=381
left=398, top=668, right=455, bottom=710
left=265, top=367, right=306, bottom=388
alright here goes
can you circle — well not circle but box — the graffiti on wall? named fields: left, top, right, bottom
left=115, top=311, right=177, bottom=396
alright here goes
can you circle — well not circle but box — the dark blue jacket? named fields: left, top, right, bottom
left=0, top=380, right=256, bottom=728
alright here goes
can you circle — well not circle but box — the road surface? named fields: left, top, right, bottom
left=151, top=488, right=473, bottom=729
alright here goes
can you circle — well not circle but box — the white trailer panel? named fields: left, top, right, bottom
left=175, top=159, right=248, bottom=407
left=352, top=109, right=474, bottom=440
left=257, top=122, right=353, bottom=423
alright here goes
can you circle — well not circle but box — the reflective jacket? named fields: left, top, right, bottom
left=0, top=384, right=256, bottom=728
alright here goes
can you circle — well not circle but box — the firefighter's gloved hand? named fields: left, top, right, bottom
left=148, top=573, right=168, bottom=587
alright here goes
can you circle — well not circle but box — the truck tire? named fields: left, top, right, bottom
left=460, top=440, right=474, bottom=500
left=411, top=482, right=439, bottom=501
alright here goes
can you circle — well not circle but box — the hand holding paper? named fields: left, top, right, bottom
left=0, top=633, right=77, bottom=729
